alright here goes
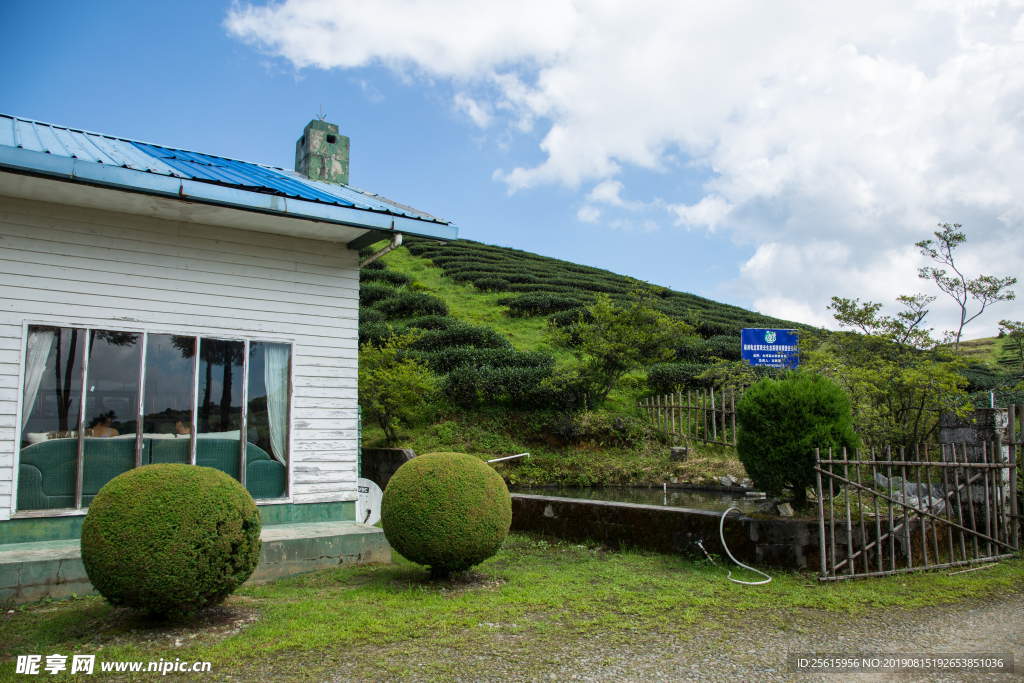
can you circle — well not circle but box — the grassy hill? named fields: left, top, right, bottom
left=356, top=237, right=811, bottom=486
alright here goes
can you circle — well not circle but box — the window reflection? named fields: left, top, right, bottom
left=196, top=338, right=245, bottom=480
left=143, top=335, right=195, bottom=465
left=82, top=331, right=142, bottom=505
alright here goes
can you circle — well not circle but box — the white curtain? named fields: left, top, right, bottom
left=264, top=344, right=290, bottom=465
left=22, top=329, right=54, bottom=430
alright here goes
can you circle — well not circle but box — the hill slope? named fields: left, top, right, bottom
left=399, top=237, right=805, bottom=340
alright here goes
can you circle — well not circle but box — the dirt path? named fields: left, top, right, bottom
left=305, top=589, right=1024, bottom=683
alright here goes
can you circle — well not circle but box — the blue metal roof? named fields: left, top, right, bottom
left=0, top=114, right=455, bottom=240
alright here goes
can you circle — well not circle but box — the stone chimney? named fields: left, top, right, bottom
left=295, top=120, right=349, bottom=186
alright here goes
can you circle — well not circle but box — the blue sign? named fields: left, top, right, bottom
left=741, top=328, right=799, bottom=369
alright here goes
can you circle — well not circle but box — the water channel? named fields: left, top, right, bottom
left=512, top=486, right=762, bottom=513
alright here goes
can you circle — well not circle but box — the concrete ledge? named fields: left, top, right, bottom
left=249, top=522, right=391, bottom=584
left=0, top=522, right=390, bottom=605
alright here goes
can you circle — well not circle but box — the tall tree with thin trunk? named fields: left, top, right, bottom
left=916, top=223, right=1016, bottom=354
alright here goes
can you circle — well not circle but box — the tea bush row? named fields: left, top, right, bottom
left=442, top=365, right=588, bottom=411
left=497, top=293, right=585, bottom=317
left=412, top=347, right=555, bottom=374
left=360, top=269, right=412, bottom=287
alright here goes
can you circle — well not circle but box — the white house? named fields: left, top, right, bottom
left=0, top=115, right=456, bottom=549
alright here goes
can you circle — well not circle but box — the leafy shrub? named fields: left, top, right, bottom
left=362, top=259, right=387, bottom=271
left=359, top=321, right=404, bottom=347
left=410, top=322, right=512, bottom=352
left=375, top=292, right=449, bottom=319
left=647, top=362, right=714, bottom=394
left=736, top=373, right=860, bottom=507
left=80, top=464, right=261, bottom=619
left=499, top=293, right=584, bottom=317
left=360, top=331, right=435, bottom=442
left=414, top=347, right=555, bottom=374
left=381, top=452, right=511, bottom=577
left=360, top=306, right=385, bottom=323
left=360, top=282, right=399, bottom=307
left=473, top=277, right=510, bottom=292
left=548, top=307, right=597, bottom=329
left=361, top=269, right=412, bottom=287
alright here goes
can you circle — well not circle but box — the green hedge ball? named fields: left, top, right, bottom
left=381, top=452, right=512, bottom=577
left=81, top=464, right=262, bottom=619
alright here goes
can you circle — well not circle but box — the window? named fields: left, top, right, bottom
left=17, top=326, right=290, bottom=512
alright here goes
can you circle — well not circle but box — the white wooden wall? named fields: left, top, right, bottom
left=0, top=195, right=360, bottom=520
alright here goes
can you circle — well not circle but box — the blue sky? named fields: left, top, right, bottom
left=3, top=1, right=1022, bottom=336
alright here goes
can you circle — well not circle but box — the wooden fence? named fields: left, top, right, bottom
left=639, top=387, right=741, bottom=446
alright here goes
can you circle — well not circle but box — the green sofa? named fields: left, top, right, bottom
left=17, top=437, right=287, bottom=511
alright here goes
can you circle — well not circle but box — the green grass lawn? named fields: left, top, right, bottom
left=2, top=535, right=1020, bottom=681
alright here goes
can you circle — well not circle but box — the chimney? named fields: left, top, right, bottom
left=295, top=120, right=350, bottom=185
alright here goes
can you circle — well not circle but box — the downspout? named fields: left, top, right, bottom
left=358, top=233, right=402, bottom=269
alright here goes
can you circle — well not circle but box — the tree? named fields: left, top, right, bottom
left=548, top=286, right=696, bottom=407
left=916, top=223, right=1017, bottom=354
left=358, top=330, right=435, bottom=443
left=802, top=294, right=969, bottom=448
left=998, top=320, right=1024, bottom=376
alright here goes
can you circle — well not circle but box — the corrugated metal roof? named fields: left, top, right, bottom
left=0, top=114, right=449, bottom=226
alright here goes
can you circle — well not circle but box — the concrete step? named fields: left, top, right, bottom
left=0, top=522, right=390, bottom=605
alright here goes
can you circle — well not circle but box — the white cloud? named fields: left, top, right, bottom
left=454, top=93, right=492, bottom=128
left=577, top=205, right=601, bottom=223
left=669, top=196, right=733, bottom=232
left=227, top=0, right=1024, bottom=334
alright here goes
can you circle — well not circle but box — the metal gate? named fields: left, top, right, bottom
left=814, top=421, right=1020, bottom=580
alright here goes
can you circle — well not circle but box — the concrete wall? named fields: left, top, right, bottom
left=361, top=448, right=416, bottom=491
left=0, top=194, right=361, bottom=520
left=511, top=494, right=919, bottom=571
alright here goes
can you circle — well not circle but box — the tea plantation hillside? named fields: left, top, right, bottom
left=402, top=237, right=801, bottom=338
left=358, top=236, right=808, bottom=414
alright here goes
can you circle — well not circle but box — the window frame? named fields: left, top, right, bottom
left=12, top=322, right=295, bottom=517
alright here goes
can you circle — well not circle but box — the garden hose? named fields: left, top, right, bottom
left=696, top=507, right=772, bottom=586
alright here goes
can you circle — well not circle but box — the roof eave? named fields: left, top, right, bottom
left=0, top=145, right=458, bottom=244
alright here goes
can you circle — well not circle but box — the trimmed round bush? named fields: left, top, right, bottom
left=736, top=373, right=860, bottom=507
left=81, top=464, right=262, bottom=619
left=381, top=452, right=511, bottom=577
